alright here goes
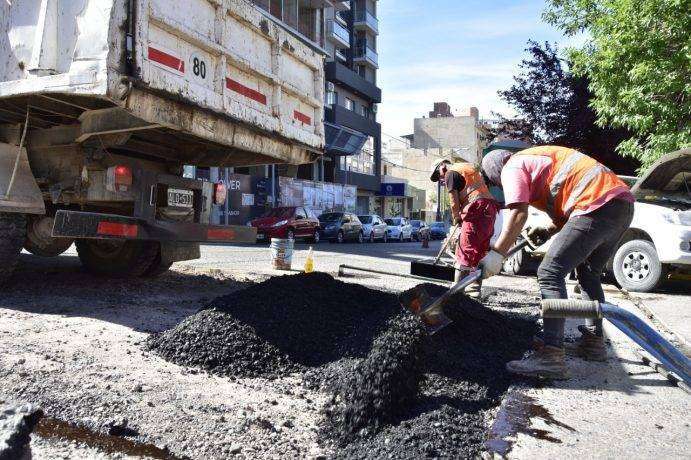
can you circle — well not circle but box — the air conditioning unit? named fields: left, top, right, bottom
left=326, top=82, right=335, bottom=92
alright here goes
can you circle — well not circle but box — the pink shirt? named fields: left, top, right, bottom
left=501, top=155, right=635, bottom=219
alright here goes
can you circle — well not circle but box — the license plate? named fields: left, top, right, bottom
left=167, top=188, right=193, bottom=208
left=257, top=233, right=265, bottom=240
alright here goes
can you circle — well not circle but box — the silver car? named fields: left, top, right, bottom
left=385, top=217, right=413, bottom=242
left=358, top=214, right=389, bottom=243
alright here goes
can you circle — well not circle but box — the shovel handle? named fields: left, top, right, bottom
left=433, top=224, right=459, bottom=266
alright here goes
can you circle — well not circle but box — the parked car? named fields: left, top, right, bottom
left=410, top=220, right=430, bottom=241
left=385, top=217, right=413, bottom=242
left=249, top=206, right=320, bottom=243
left=501, top=149, right=691, bottom=292
left=358, top=215, right=389, bottom=242
left=429, top=221, right=450, bottom=240
left=319, top=212, right=364, bottom=243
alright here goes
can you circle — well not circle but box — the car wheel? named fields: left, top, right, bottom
left=369, top=231, right=375, bottom=243
left=502, top=241, right=537, bottom=276
left=398, top=233, right=403, bottom=243
left=613, top=239, right=667, bottom=292
left=310, top=230, right=320, bottom=244
left=383, top=232, right=388, bottom=243
left=357, top=231, right=364, bottom=244
left=286, top=229, right=295, bottom=241
left=337, top=231, right=344, bottom=244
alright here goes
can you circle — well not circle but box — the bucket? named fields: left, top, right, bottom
left=270, top=238, right=294, bottom=270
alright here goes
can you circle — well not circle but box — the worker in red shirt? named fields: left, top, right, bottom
left=430, top=159, right=500, bottom=297
left=479, top=147, right=635, bottom=380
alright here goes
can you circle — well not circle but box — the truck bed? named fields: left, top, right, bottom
left=0, top=0, right=324, bottom=167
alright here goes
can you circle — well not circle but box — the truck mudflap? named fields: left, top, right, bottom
left=52, top=210, right=256, bottom=243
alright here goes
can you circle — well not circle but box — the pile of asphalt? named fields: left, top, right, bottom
left=323, top=313, right=426, bottom=443
left=147, top=272, right=401, bottom=378
left=148, top=274, right=537, bottom=457
left=331, top=284, right=538, bottom=458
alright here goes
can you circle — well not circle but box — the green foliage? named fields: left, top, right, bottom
left=544, top=0, right=691, bottom=170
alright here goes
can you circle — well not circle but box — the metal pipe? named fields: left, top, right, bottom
left=338, top=264, right=451, bottom=284
left=542, top=300, right=691, bottom=386
left=601, top=303, right=691, bottom=387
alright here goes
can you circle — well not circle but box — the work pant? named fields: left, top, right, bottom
left=537, top=199, right=634, bottom=347
left=455, top=198, right=500, bottom=268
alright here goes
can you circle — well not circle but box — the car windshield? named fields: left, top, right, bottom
left=430, top=222, right=446, bottom=228
left=385, top=218, right=401, bottom=225
left=358, top=216, right=372, bottom=224
left=319, top=213, right=342, bottom=222
left=411, top=221, right=421, bottom=228
left=264, top=207, right=293, bottom=218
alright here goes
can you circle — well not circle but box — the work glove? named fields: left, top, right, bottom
left=525, top=225, right=555, bottom=250
left=479, top=249, right=505, bottom=279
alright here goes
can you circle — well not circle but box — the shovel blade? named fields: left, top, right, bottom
left=399, top=285, right=453, bottom=334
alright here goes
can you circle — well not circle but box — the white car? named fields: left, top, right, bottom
left=385, top=217, right=413, bottom=242
left=500, top=149, right=691, bottom=292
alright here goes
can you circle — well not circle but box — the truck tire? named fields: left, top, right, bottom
left=75, top=239, right=159, bottom=278
left=0, top=213, right=27, bottom=284
left=141, top=248, right=173, bottom=278
left=24, top=215, right=73, bottom=257
left=613, top=239, right=668, bottom=293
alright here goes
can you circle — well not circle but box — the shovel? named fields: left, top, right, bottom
left=400, top=239, right=532, bottom=334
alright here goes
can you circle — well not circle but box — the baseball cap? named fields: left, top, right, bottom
left=430, top=158, right=450, bottom=182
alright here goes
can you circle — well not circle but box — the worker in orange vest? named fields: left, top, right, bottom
left=479, top=146, right=635, bottom=379
left=430, top=158, right=500, bottom=297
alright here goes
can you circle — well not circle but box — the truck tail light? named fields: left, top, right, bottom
left=106, top=165, right=133, bottom=192
left=214, top=182, right=227, bottom=205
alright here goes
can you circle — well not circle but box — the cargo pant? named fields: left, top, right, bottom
left=455, top=198, right=500, bottom=269
left=538, top=199, right=634, bottom=347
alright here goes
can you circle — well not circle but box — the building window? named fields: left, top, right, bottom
left=358, top=104, right=368, bottom=118
left=340, top=136, right=375, bottom=176
left=325, top=89, right=337, bottom=106
left=252, top=0, right=323, bottom=47
left=344, top=97, right=354, bottom=111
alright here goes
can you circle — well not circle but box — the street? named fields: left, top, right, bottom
left=0, top=242, right=689, bottom=458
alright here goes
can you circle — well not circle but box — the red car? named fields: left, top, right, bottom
left=249, top=206, right=321, bottom=243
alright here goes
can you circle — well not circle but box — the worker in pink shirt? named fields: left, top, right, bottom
left=479, top=147, right=635, bottom=379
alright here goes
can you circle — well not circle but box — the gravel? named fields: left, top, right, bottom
left=0, top=403, right=43, bottom=460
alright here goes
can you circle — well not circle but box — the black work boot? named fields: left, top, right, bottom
left=506, top=345, right=570, bottom=380
left=564, top=325, right=608, bottom=362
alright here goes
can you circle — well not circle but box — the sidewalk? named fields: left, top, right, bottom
left=483, top=275, right=691, bottom=459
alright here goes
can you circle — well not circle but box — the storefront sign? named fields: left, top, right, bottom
left=379, top=183, right=406, bottom=197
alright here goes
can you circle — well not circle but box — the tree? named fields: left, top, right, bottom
left=544, top=0, right=691, bottom=170
left=496, top=41, right=636, bottom=173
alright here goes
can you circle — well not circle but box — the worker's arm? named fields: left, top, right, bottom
left=445, top=171, right=465, bottom=225
left=448, top=190, right=462, bottom=225
left=493, top=203, right=529, bottom=255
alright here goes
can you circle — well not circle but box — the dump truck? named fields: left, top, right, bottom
left=0, top=0, right=325, bottom=282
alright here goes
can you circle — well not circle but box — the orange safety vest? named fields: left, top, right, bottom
left=514, top=146, right=629, bottom=224
left=447, top=162, right=494, bottom=210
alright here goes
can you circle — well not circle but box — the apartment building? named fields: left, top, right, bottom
left=323, top=0, right=383, bottom=215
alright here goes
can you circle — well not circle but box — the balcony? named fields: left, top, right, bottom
left=353, top=40, right=378, bottom=69
left=353, top=9, right=378, bottom=34
left=325, top=61, right=381, bottom=102
left=332, top=1, right=350, bottom=11
left=325, top=103, right=381, bottom=138
left=326, top=20, right=350, bottom=48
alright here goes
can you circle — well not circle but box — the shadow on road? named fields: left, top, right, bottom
left=1, top=253, right=250, bottom=333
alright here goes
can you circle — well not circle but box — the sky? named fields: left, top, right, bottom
left=377, top=0, right=577, bottom=138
